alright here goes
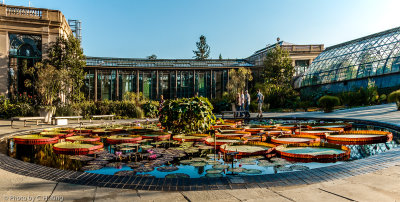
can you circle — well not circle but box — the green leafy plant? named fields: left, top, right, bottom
left=388, top=90, right=400, bottom=110
left=159, top=97, right=216, bottom=134
left=71, top=100, right=144, bottom=119
left=35, top=63, right=65, bottom=107
left=142, top=101, right=159, bottom=118
left=0, top=96, right=35, bottom=119
left=318, top=95, right=340, bottom=113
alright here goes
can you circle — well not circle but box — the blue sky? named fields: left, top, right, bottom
left=5, top=0, right=400, bottom=59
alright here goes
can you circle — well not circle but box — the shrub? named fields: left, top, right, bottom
left=142, top=101, right=159, bottom=118
left=298, top=100, right=312, bottom=111
left=379, top=94, right=387, bottom=104
left=159, top=96, right=216, bottom=134
left=210, top=96, right=231, bottom=113
left=55, top=104, right=80, bottom=116
left=0, top=96, right=35, bottom=119
left=388, top=90, right=400, bottom=110
left=71, top=100, right=144, bottom=119
left=318, top=95, right=340, bottom=113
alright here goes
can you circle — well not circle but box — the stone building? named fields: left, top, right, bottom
left=0, top=4, right=324, bottom=101
left=0, top=4, right=72, bottom=97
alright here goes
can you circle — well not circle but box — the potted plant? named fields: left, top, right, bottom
left=35, top=63, right=63, bottom=123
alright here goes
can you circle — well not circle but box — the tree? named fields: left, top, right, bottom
left=219, top=54, right=222, bottom=60
left=147, top=54, right=157, bottom=59
left=34, top=63, right=65, bottom=106
left=193, top=35, right=210, bottom=60
left=262, top=44, right=294, bottom=85
left=46, top=35, right=86, bottom=103
left=226, top=68, right=253, bottom=99
left=260, top=43, right=298, bottom=108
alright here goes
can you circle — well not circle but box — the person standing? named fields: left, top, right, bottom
left=236, top=92, right=241, bottom=117
left=244, top=90, right=251, bottom=117
left=159, top=95, right=165, bottom=112
left=256, top=89, right=264, bottom=118
left=240, top=90, right=245, bottom=117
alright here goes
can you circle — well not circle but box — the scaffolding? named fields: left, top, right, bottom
left=68, top=19, right=82, bottom=41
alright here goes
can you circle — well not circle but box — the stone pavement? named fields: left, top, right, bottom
left=1, top=104, right=400, bottom=202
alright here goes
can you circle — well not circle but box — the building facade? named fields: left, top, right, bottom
left=0, top=4, right=72, bottom=97
left=246, top=41, right=324, bottom=77
left=0, top=4, right=325, bottom=101
left=298, top=26, right=400, bottom=96
left=84, top=57, right=253, bottom=100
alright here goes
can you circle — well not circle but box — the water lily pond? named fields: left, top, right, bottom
left=1, top=119, right=399, bottom=178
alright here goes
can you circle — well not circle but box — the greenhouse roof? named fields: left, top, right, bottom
left=300, top=26, right=400, bottom=88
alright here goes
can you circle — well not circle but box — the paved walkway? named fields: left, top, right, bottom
left=1, top=104, right=400, bottom=202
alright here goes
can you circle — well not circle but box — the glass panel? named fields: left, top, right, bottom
left=159, top=71, right=170, bottom=99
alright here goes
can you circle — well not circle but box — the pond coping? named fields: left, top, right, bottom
left=0, top=117, right=399, bottom=191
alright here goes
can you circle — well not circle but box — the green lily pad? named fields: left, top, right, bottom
left=205, top=173, right=223, bottom=178
left=191, top=162, right=207, bottom=167
left=206, top=169, right=223, bottom=174
left=213, top=164, right=229, bottom=169
left=243, top=169, right=262, bottom=174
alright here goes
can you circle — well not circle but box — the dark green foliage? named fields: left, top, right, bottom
left=252, top=82, right=298, bottom=109
left=147, top=54, right=157, bottom=59
left=388, top=90, right=400, bottom=110
left=68, top=100, right=144, bottom=119
left=210, top=96, right=231, bottom=113
left=159, top=97, right=216, bottom=134
left=0, top=96, right=36, bottom=119
left=298, top=100, right=312, bottom=111
left=379, top=94, right=387, bottom=103
left=47, top=35, right=86, bottom=103
left=262, top=44, right=294, bottom=85
left=256, top=44, right=298, bottom=109
left=142, top=101, right=160, bottom=118
left=338, top=85, right=379, bottom=107
left=193, top=35, right=210, bottom=60
left=318, top=95, right=340, bottom=113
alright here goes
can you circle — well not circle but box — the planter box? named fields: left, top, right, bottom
left=56, top=119, right=68, bottom=126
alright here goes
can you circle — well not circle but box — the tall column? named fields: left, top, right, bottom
left=156, top=70, right=159, bottom=99
left=226, top=70, right=229, bottom=93
left=115, top=69, right=119, bottom=100
left=175, top=70, right=178, bottom=98
left=94, top=69, right=98, bottom=101
left=0, top=31, right=8, bottom=96
left=180, top=71, right=183, bottom=98
left=136, top=70, right=139, bottom=94
left=193, top=70, right=196, bottom=96
left=210, top=70, right=213, bottom=99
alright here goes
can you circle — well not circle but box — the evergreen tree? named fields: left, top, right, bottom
left=262, top=44, right=294, bottom=85
left=147, top=54, right=157, bottom=59
left=219, top=54, right=222, bottom=60
left=46, top=35, right=86, bottom=103
left=261, top=43, right=298, bottom=108
left=193, top=35, right=210, bottom=60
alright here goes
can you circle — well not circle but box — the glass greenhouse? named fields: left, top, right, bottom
left=298, top=26, right=400, bottom=95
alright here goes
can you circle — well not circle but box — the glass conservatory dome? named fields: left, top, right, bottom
left=299, top=26, right=400, bottom=93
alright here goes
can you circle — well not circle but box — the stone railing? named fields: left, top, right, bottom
left=283, top=45, right=324, bottom=52
left=6, top=6, right=42, bottom=18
